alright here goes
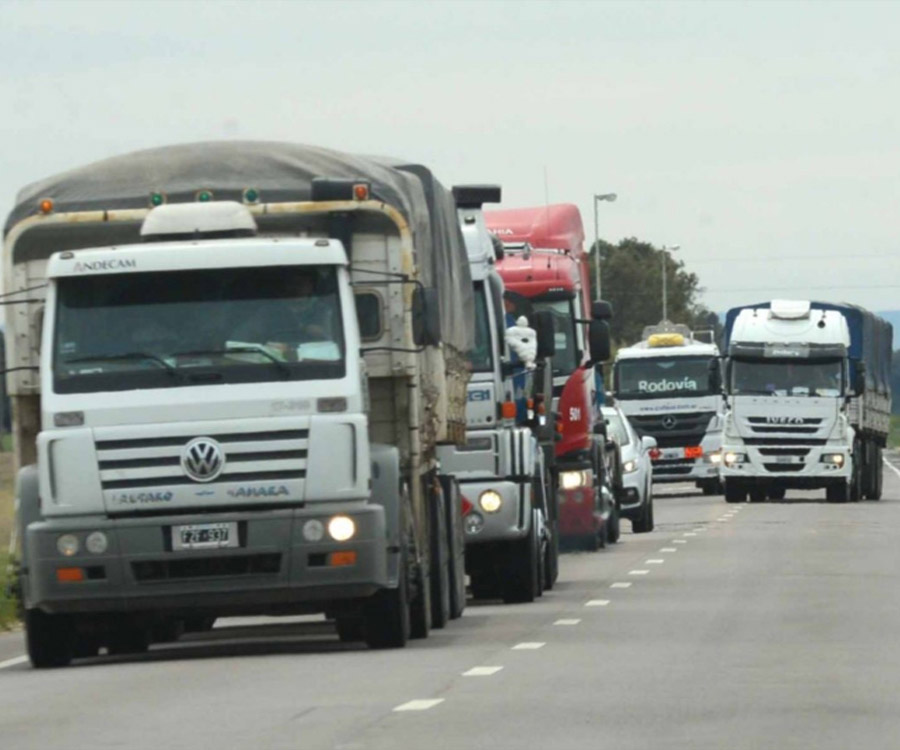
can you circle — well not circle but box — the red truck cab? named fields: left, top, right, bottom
left=486, top=205, right=615, bottom=549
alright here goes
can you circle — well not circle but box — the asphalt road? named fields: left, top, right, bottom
left=2, top=455, right=900, bottom=749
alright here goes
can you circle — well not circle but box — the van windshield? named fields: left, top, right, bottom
left=53, top=265, right=345, bottom=394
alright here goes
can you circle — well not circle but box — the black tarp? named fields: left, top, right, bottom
left=4, top=141, right=473, bottom=353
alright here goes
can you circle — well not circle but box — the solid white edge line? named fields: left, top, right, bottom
left=0, top=655, right=28, bottom=670
left=512, top=642, right=546, bottom=650
left=883, top=457, right=900, bottom=480
left=393, top=699, right=445, bottom=712
left=463, top=666, right=504, bottom=676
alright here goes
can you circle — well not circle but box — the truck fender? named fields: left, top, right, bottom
left=14, top=464, right=40, bottom=608
left=369, top=444, right=403, bottom=587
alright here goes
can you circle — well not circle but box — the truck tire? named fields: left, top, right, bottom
left=607, top=502, right=621, bottom=544
left=632, top=495, right=653, bottom=533
left=870, top=446, right=883, bottom=500
left=25, top=609, right=74, bottom=668
left=826, top=481, right=849, bottom=503
left=439, top=475, right=466, bottom=619
left=335, top=617, right=364, bottom=643
left=364, top=549, right=411, bottom=649
left=724, top=482, right=747, bottom=504
left=428, top=479, right=450, bottom=630
left=768, top=487, right=786, bottom=501
left=501, top=518, right=540, bottom=604
left=409, top=551, right=432, bottom=640
left=849, top=440, right=863, bottom=502
left=544, top=519, right=559, bottom=591
left=748, top=487, right=767, bottom=503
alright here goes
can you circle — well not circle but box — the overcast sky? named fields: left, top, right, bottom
left=1, top=0, right=899, bottom=313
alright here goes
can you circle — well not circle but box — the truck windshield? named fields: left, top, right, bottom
left=533, top=298, right=578, bottom=375
left=53, top=265, right=345, bottom=394
left=468, top=283, right=493, bottom=373
left=730, top=359, right=843, bottom=397
left=616, top=356, right=714, bottom=399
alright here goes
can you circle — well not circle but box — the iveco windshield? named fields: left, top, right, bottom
left=53, top=265, right=345, bottom=393
left=616, top=356, right=714, bottom=399
left=730, top=359, right=843, bottom=397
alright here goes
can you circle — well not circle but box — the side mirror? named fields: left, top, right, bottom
left=412, top=286, right=441, bottom=347
left=531, top=310, right=556, bottom=360
left=587, top=320, right=611, bottom=365
left=709, top=358, right=722, bottom=392
left=592, top=300, right=613, bottom=320
left=854, top=361, right=866, bottom=394
left=593, top=421, right=608, bottom=437
left=641, top=435, right=657, bottom=451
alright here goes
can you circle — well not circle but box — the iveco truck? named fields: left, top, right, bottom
left=437, top=185, right=558, bottom=603
left=613, top=324, right=724, bottom=495
left=5, top=142, right=472, bottom=666
left=720, top=300, right=892, bottom=503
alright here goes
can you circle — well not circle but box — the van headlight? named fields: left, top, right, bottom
left=328, top=516, right=356, bottom=542
left=478, top=490, right=503, bottom=513
left=560, top=470, right=590, bottom=490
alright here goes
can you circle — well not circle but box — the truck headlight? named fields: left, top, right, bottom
left=622, top=460, right=637, bottom=474
left=723, top=452, right=747, bottom=466
left=328, top=515, right=356, bottom=542
left=478, top=490, right=503, bottom=513
left=303, top=519, right=325, bottom=542
left=706, top=451, right=722, bottom=465
left=85, top=531, right=108, bottom=555
left=820, top=453, right=845, bottom=466
left=57, top=534, right=79, bottom=557
left=560, top=470, right=590, bottom=490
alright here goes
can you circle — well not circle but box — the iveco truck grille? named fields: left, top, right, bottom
left=96, top=429, right=309, bottom=490
left=746, top=417, right=822, bottom=435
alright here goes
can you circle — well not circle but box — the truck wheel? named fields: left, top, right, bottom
left=470, top=571, right=499, bottom=600
left=849, top=440, right=863, bottom=502
left=428, top=480, right=450, bottom=630
left=871, top=446, right=883, bottom=500
left=768, top=487, right=786, bottom=501
left=632, top=496, right=652, bottom=533
left=748, top=487, right=766, bottom=503
left=724, top=482, right=747, bottom=504
left=501, top=519, right=539, bottom=604
left=543, top=519, right=559, bottom=591
left=335, top=617, right=364, bottom=643
left=409, top=553, right=432, bottom=640
left=826, top=481, right=849, bottom=503
left=364, top=551, right=411, bottom=649
left=607, top=502, right=621, bottom=544
left=440, top=475, right=466, bottom=619
left=25, top=609, right=74, bottom=668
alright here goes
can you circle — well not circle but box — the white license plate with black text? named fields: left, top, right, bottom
left=173, top=522, right=239, bottom=550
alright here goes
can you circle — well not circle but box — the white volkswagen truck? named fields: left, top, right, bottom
left=720, top=299, right=892, bottom=503
left=4, top=142, right=472, bottom=666
left=612, top=324, right=724, bottom=494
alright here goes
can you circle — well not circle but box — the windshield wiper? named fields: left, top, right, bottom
left=171, top=347, right=291, bottom=377
left=65, top=352, right=180, bottom=377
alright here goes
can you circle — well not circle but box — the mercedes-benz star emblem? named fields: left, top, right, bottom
left=661, top=415, right=678, bottom=430
left=181, top=437, right=225, bottom=483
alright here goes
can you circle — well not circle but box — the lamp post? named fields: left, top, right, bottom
left=661, top=244, right=680, bottom=322
left=592, top=193, right=617, bottom=300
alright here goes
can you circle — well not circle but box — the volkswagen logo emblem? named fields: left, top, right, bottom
left=181, top=437, right=225, bottom=483
left=661, top=415, right=678, bottom=430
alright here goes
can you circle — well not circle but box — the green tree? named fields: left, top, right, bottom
left=588, top=238, right=721, bottom=347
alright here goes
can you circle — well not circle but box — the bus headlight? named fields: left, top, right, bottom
left=478, top=490, right=503, bottom=514
left=560, top=470, right=590, bottom=490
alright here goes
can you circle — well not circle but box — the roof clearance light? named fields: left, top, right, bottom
left=243, top=187, right=260, bottom=204
left=196, top=189, right=214, bottom=203
left=149, top=191, right=167, bottom=207
left=39, top=198, right=54, bottom=214
left=648, top=333, right=685, bottom=348
left=353, top=183, right=369, bottom=201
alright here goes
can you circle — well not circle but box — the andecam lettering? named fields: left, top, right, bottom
left=73, top=259, right=137, bottom=273
left=638, top=378, right=699, bottom=394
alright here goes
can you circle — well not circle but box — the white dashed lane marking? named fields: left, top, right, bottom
left=0, top=655, right=27, bottom=670
left=684, top=533, right=697, bottom=537
left=585, top=599, right=610, bottom=607
left=394, top=699, right=445, bottom=712
left=645, top=559, right=665, bottom=564
left=554, top=619, right=581, bottom=626
left=610, top=582, right=632, bottom=589
left=512, top=642, right=546, bottom=650
left=463, top=666, right=503, bottom=677
left=672, top=539, right=688, bottom=544
left=629, top=570, right=650, bottom=576
left=660, top=548, right=677, bottom=553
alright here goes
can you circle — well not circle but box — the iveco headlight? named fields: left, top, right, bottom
left=478, top=490, right=503, bottom=514
left=560, top=470, right=589, bottom=490
left=622, top=460, right=638, bottom=474
left=820, top=453, right=845, bottom=466
left=707, top=451, right=723, bottom=465
left=723, top=452, right=747, bottom=466
left=328, top=515, right=356, bottom=542
left=56, top=534, right=79, bottom=557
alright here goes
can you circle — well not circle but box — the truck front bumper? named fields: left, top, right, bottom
left=24, top=504, right=389, bottom=616
left=651, top=434, right=722, bottom=484
left=460, top=480, right=529, bottom=544
left=719, top=443, right=850, bottom=488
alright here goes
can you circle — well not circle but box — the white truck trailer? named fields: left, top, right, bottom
left=720, top=299, right=893, bottom=503
left=4, top=142, right=472, bottom=666
left=612, top=324, right=724, bottom=495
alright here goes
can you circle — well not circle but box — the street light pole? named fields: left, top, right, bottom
left=592, top=193, right=617, bottom=300
left=661, top=244, right=680, bottom=322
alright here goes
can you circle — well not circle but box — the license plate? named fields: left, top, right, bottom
left=173, top=522, right=239, bottom=551
left=775, top=455, right=799, bottom=464
left=659, top=448, right=682, bottom=461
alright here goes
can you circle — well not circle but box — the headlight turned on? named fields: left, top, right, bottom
left=57, top=534, right=79, bottom=557
left=723, top=452, right=747, bottom=466
left=820, top=453, right=845, bottom=466
left=622, top=460, right=638, bottom=474
left=560, top=470, right=590, bottom=490
left=478, top=490, right=502, bottom=513
left=328, top=515, right=356, bottom=542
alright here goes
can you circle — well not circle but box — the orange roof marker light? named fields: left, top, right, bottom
left=39, top=198, right=54, bottom=214
left=353, top=183, right=369, bottom=201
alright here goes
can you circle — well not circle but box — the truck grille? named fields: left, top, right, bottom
left=96, top=429, right=309, bottom=490
left=628, top=412, right=714, bottom=449
left=132, top=553, right=282, bottom=582
left=746, top=417, right=822, bottom=435
left=653, top=459, right=695, bottom=476
left=763, top=464, right=804, bottom=473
